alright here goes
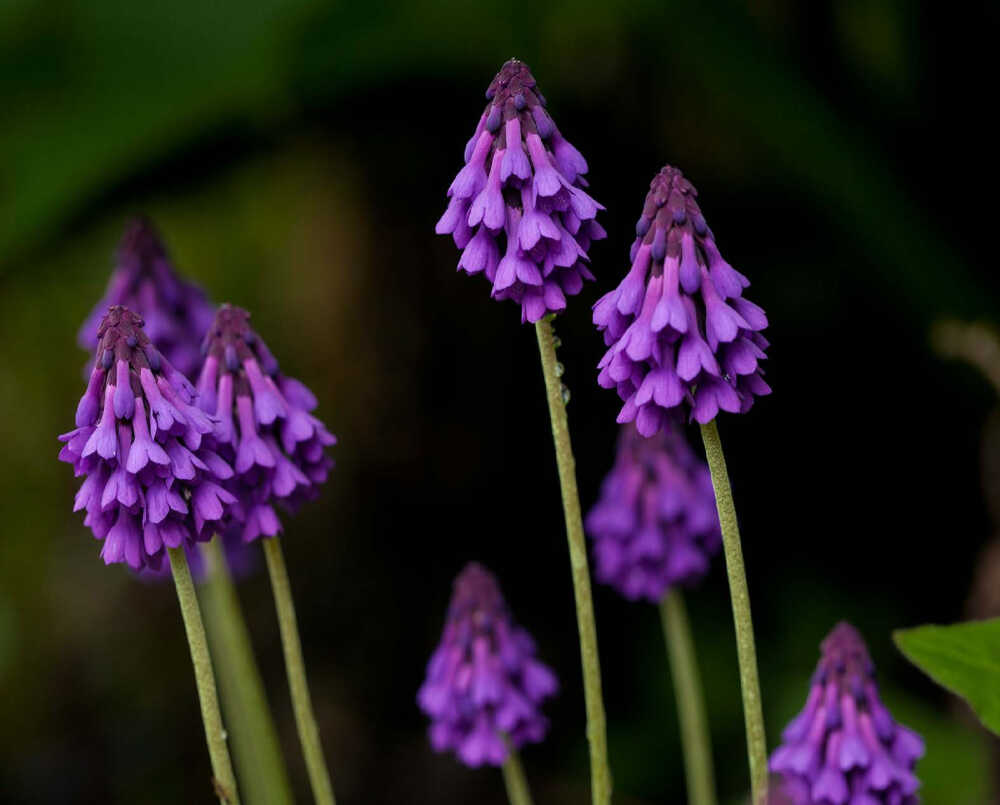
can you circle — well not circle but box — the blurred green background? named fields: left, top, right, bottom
left=2, top=0, right=999, bottom=802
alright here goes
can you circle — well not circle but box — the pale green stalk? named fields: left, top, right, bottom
left=198, top=539, right=294, bottom=805
left=501, top=738, right=534, bottom=805
left=699, top=420, right=767, bottom=804
left=534, top=317, right=612, bottom=805
left=659, top=590, right=717, bottom=805
left=263, top=536, right=336, bottom=805
left=167, top=546, right=240, bottom=804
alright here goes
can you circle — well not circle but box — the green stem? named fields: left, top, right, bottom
left=198, top=539, right=294, bottom=805
left=659, top=590, right=717, bottom=805
left=501, top=739, right=534, bottom=805
left=534, top=317, right=612, bottom=805
left=263, top=536, right=336, bottom=805
left=167, top=546, right=240, bottom=804
left=699, top=420, right=767, bottom=804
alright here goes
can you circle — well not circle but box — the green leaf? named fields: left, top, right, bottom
left=894, top=619, right=1000, bottom=736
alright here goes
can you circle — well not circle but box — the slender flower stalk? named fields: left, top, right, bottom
left=436, top=59, right=611, bottom=803
left=169, top=546, right=240, bottom=804
left=196, top=304, right=338, bottom=804
left=701, top=420, right=767, bottom=803
left=660, top=591, right=717, bottom=805
left=199, top=539, right=294, bottom=805
left=59, top=306, right=241, bottom=795
left=264, top=538, right=335, bottom=805
left=76, top=229, right=280, bottom=803
left=586, top=422, right=719, bottom=802
left=593, top=165, right=771, bottom=801
left=502, top=739, right=535, bottom=805
left=536, top=318, right=611, bottom=805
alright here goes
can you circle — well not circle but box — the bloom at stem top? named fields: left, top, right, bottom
left=59, top=306, right=235, bottom=570
left=418, top=563, right=558, bottom=767
left=436, top=59, right=605, bottom=323
left=78, top=217, right=216, bottom=379
left=196, top=305, right=336, bottom=542
left=594, top=165, right=770, bottom=434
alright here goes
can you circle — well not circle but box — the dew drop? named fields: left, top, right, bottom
left=555, top=361, right=565, bottom=378
left=560, top=384, right=571, bottom=404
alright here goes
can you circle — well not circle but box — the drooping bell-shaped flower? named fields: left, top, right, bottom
left=59, top=306, right=236, bottom=570
left=78, top=217, right=216, bottom=378
left=436, top=59, right=605, bottom=323
left=417, top=563, right=558, bottom=767
left=594, top=165, right=770, bottom=433
left=770, top=622, right=924, bottom=804
left=585, top=423, right=721, bottom=602
left=196, top=305, right=336, bottom=542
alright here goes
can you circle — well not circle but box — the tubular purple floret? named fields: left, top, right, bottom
left=196, top=305, right=336, bottom=542
left=436, top=59, right=604, bottom=322
left=59, top=305, right=236, bottom=570
left=594, top=165, right=770, bottom=432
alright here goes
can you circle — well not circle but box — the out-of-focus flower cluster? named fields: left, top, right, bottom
left=418, top=563, right=558, bottom=767
left=586, top=423, right=720, bottom=602
left=78, top=217, right=215, bottom=379
left=771, top=623, right=924, bottom=805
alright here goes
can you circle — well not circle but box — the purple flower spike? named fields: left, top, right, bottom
left=436, top=59, right=604, bottom=323
left=197, top=305, right=336, bottom=543
left=594, top=165, right=770, bottom=431
left=60, top=306, right=235, bottom=570
left=78, top=217, right=216, bottom=378
left=770, top=622, right=924, bottom=805
left=417, top=563, right=558, bottom=768
left=585, top=423, right=721, bottom=602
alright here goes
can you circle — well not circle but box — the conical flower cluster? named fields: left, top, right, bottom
left=436, top=59, right=605, bottom=322
left=594, top=165, right=770, bottom=433
left=78, top=218, right=216, bottom=378
left=770, top=622, right=924, bottom=804
left=59, top=306, right=235, bottom=569
left=417, top=563, right=558, bottom=767
left=196, top=305, right=336, bottom=542
left=586, top=423, right=721, bottom=602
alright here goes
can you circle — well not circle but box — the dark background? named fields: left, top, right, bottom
left=1, top=0, right=999, bottom=802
